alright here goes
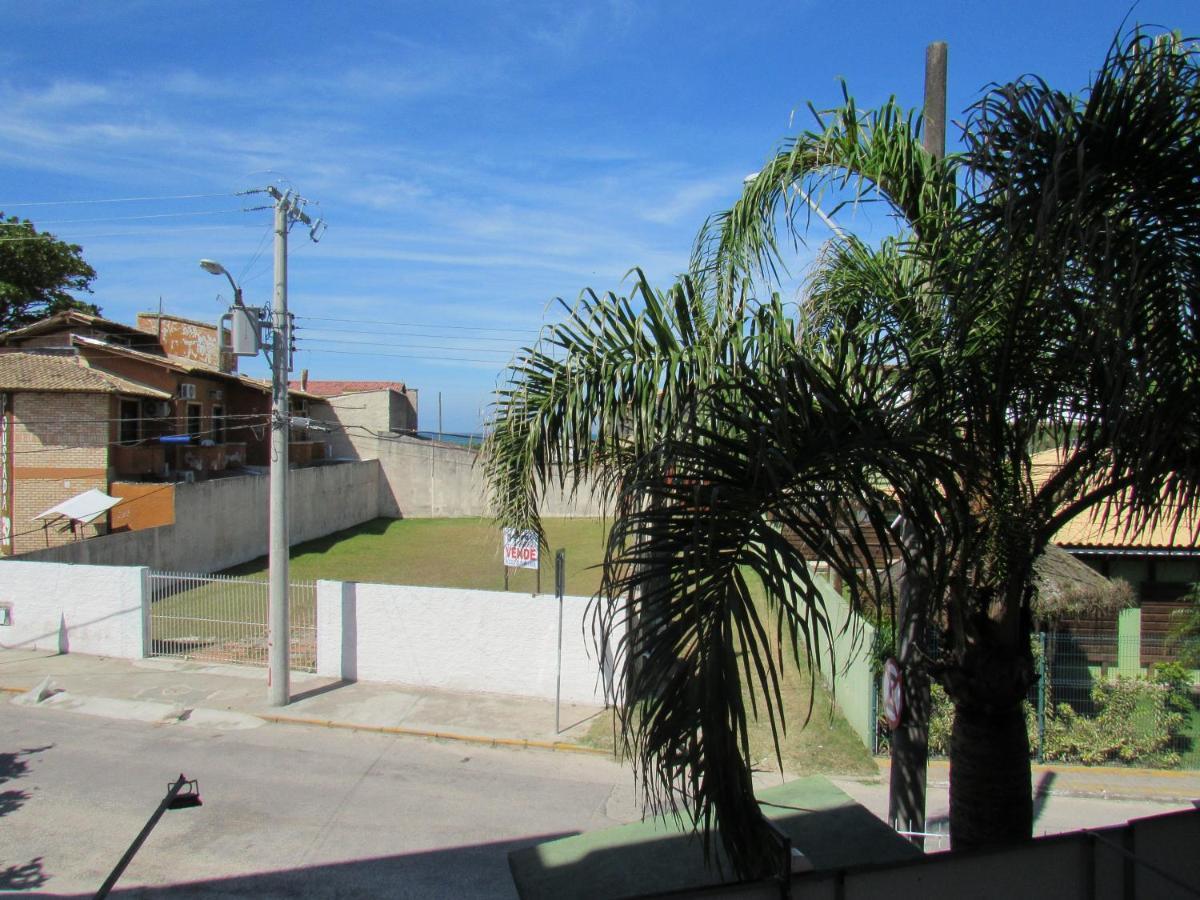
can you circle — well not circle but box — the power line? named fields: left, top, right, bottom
left=0, top=222, right=273, bottom=243
left=0, top=192, right=237, bottom=207
left=237, top=223, right=274, bottom=283
left=297, top=324, right=526, bottom=344
left=10, top=412, right=271, bottom=427
left=295, top=348, right=507, bottom=365
left=5, top=480, right=180, bottom=544
left=299, top=337, right=511, bottom=354
left=296, top=315, right=532, bottom=335
left=9, top=418, right=271, bottom=455
left=0, top=208, right=257, bottom=226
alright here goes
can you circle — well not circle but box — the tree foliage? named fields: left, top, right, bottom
left=0, top=214, right=99, bottom=331
left=485, top=27, right=1200, bottom=876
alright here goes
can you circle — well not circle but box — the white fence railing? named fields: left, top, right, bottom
left=147, top=570, right=316, bottom=672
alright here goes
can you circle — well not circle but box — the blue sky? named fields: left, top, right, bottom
left=3, top=1, right=1196, bottom=432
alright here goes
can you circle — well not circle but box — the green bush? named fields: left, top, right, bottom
left=1152, top=660, right=1195, bottom=717
left=1040, top=677, right=1182, bottom=766
left=917, top=675, right=1181, bottom=766
left=927, top=683, right=954, bottom=756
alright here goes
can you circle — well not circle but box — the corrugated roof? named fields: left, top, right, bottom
left=289, top=380, right=408, bottom=397
left=0, top=351, right=171, bottom=398
left=1032, top=450, right=1199, bottom=551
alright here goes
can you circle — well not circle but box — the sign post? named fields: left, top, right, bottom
left=555, top=549, right=565, bottom=733
left=503, top=528, right=540, bottom=594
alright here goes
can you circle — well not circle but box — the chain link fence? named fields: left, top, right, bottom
left=875, top=630, right=1199, bottom=768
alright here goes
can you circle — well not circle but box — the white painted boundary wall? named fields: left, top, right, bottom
left=0, top=560, right=147, bottom=659
left=317, top=580, right=621, bottom=705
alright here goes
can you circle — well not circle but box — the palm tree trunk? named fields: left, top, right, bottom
left=948, top=696, right=1032, bottom=851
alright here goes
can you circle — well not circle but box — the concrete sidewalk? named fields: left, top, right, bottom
left=0, top=649, right=611, bottom=753
left=3, top=649, right=1199, bottom=805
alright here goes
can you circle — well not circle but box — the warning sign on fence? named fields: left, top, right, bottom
left=503, top=528, right=540, bottom=570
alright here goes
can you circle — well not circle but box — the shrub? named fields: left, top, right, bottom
left=916, top=674, right=1181, bottom=766
left=1040, top=677, right=1182, bottom=766
left=1152, top=661, right=1195, bottom=717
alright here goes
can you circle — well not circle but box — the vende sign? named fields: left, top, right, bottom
left=503, top=528, right=540, bottom=570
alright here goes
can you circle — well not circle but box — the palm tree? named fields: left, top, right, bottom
left=485, top=28, right=1200, bottom=876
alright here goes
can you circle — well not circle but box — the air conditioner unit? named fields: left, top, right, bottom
left=142, top=400, right=172, bottom=417
left=178, top=383, right=197, bottom=400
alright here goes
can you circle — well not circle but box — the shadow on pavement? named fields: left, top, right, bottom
left=89, top=832, right=579, bottom=899
left=290, top=679, right=356, bottom=704
left=0, top=744, right=54, bottom=892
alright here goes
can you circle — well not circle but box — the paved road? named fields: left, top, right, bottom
left=2, top=700, right=1193, bottom=897
left=0, top=702, right=641, bottom=898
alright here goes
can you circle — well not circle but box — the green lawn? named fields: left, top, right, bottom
left=578, top=661, right=878, bottom=778
left=222, top=516, right=611, bottom=596
left=217, top=515, right=877, bottom=776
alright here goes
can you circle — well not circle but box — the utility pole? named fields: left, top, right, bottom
left=265, top=184, right=323, bottom=707
left=887, top=39, right=947, bottom=847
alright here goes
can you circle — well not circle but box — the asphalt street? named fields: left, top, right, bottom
left=0, top=702, right=641, bottom=898
left=1, top=699, right=1193, bottom=897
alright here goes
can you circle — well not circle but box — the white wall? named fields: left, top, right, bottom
left=0, top=560, right=147, bottom=659
left=14, top=460, right=381, bottom=572
left=317, top=580, right=622, bottom=704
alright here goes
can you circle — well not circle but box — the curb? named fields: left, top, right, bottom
left=3, top=681, right=614, bottom=758
left=259, top=713, right=615, bottom=756
left=873, top=757, right=1200, bottom=803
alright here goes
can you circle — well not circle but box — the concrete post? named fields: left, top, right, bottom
left=268, top=192, right=291, bottom=707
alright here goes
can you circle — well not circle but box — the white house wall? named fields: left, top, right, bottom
left=0, top=560, right=146, bottom=658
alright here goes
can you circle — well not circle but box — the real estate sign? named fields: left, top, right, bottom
left=503, top=528, right=539, bottom=570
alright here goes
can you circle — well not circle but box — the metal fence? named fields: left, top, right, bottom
left=1033, top=630, right=1198, bottom=767
left=147, top=570, right=317, bottom=673
left=875, top=631, right=1199, bottom=768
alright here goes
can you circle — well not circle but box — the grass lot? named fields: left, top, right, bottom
left=216, top=515, right=877, bottom=776
left=576, top=646, right=878, bottom=778
left=222, top=517, right=611, bottom=596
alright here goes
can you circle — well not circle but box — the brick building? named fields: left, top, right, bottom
left=0, top=310, right=326, bottom=555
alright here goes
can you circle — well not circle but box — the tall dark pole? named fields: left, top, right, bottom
left=923, top=42, right=948, bottom=161
left=887, top=40, right=946, bottom=848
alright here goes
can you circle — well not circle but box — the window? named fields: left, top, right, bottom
left=187, top=403, right=203, bottom=438
left=212, top=405, right=225, bottom=443
left=119, top=399, right=140, bottom=445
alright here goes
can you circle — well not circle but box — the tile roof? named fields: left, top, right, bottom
left=0, top=351, right=171, bottom=398
left=0, top=310, right=149, bottom=343
left=1031, top=450, right=1199, bottom=551
left=71, top=336, right=325, bottom=401
left=288, top=380, right=408, bottom=397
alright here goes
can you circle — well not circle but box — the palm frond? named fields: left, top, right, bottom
left=596, top=322, right=960, bottom=876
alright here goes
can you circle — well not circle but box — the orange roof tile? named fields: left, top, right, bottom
left=1031, top=450, right=1199, bottom=551
left=0, top=351, right=171, bottom=398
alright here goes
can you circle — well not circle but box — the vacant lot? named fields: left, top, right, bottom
left=216, top=516, right=876, bottom=774
left=223, top=516, right=611, bottom=596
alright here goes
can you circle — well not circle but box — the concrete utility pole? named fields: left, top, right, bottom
left=887, top=40, right=947, bottom=847
left=265, top=185, right=323, bottom=707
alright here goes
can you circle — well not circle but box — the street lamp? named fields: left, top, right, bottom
left=199, top=259, right=244, bottom=306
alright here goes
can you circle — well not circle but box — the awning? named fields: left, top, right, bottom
left=34, top=489, right=122, bottom=526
